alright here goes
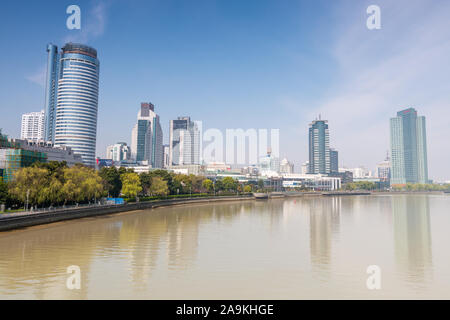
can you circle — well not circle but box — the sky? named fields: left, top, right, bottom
left=0, top=0, right=449, bottom=181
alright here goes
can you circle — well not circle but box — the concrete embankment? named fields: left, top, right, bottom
left=0, top=195, right=254, bottom=232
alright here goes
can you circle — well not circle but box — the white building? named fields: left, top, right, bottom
left=282, top=173, right=341, bottom=191
left=279, top=158, right=294, bottom=174
left=21, top=110, right=45, bottom=142
left=163, top=145, right=170, bottom=168
left=259, top=149, right=280, bottom=177
left=106, top=142, right=131, bottom=162
left=340, top=166, right=372, bottom=179
left=301, top=161, right=310, bottom=175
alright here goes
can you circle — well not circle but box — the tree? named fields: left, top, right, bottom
left=61, top=166, right=104, bottom=204
left=9, top=167, right=49, bottom=207
left=244, top=185, right=252, bottom=193
left=202, top=179, right=214, bottom=193
left=222, top=177, right=238, bottom=192
left=121, top=172, right=142, bottom=198
left=139, top=172, right=153, bottom=196
left=99, top=166, right=122, bottom=197
left=149, top=177, right=169, bottom=197
left=0, top=178, right=8, bottom=205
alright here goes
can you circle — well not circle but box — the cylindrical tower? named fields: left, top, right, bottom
left=54, top=43, right=100, bottom=167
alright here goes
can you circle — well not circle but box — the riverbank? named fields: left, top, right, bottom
left=0, top=195, right=256, bottom=232
left=2, top=190, right=448, bottom=232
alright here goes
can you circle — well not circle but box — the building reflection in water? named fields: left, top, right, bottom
left=392, top=195, right=433, bottom=284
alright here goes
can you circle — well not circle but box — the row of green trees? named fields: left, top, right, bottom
left=391, top=183, right=450, bottom=192
left=99, top=166, right=259, bottom=200
left=0, top=163, right=258, bottom=210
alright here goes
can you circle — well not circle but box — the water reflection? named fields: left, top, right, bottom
left=392, top=195, right=433, bottom=284
left=0, top=195, right=447, bottom=299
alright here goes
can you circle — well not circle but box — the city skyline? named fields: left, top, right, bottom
left=1, top=1, right=450, bottom=180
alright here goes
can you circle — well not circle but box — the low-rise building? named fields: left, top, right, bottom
left=282, top=173, right=341, bottom=191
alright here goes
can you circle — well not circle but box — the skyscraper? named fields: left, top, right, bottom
left=169, top=117, right=201, bottom=166
left=44, top=43, right=100, bottom=166
left=21, top=110, right=45, bottom=142
left=131, top=103, right=163, bottom=168
left=390, top=108, right=428, bottom=185
left=44, top=44, right=59, bottom=142
left=330, top=148, right=339, bottom=173
left=308, top=118, right=330, bottom=174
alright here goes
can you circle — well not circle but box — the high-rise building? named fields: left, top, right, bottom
left=21, top=110, right=45, bottom=142
left=390, top=108, right=428, bottom=185
left=44, top=43, right=100, bottom=167
left=330, top=148, right=339, bottom=173
left=44, top=44, right=60, bottom=142
left=106, top=142, right=131, bottom=162
left=308, top=118, right=330, bottom=174
left=131, top=103, right=163, bottom=168
left=169, top=117, right=201, bottom=166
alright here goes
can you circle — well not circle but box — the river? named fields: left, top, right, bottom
left=0, top=194, right=449, bottom=299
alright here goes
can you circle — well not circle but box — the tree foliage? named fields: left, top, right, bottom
left=121, top=172, right=142, bottom=198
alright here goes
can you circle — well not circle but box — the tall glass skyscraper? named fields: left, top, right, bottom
left=44, top=43, right=100, bottom=167
left=131, top=103, right=163, bottom=168
left=390, top=108, right=428, bottom=185
left=308, top=118, right=330, bottom=174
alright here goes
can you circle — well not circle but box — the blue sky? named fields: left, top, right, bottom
left=0, top=0, right=449, bottom=181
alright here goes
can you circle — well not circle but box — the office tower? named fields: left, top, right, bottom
left=390, top=108, right=428, bottom=184
left=106, top=142, right=131, bottom=162
left=169, top=117, right=201, bottom=166
left=21, top=110, right=45, bottom=142
left=308, top=117, right=330, bottom=174
left=131, top=103, right=163, bottom=168
left=330, top=148, right=339, bottom=173
left=44, top=44, right=59, bottom=142
left=45, top=43, right=100, bottom=166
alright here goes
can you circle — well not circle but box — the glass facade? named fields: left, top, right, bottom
left=308, top=119, right=330, bottom=174
left=46, top=43, right=100, bottom=167
left=390, top=108, right=428, bottom=185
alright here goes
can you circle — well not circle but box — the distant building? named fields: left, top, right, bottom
left=301, top=161, right=310, bottom=175
left=1, top=131, right=82, bottom=182
left=206, top=162, right=231, bottom=173
left=376, top=152, right=391, bottom=187
left=21, top=110, right=45, bottom=142
left=15, top=139, right=82, bottom=166
left=259, top=149, right=280, bottom=177
left=169, top=117, right=201, bottom=166
left=131, top=103, right=163, bottom=168
left=279, top=158, right=294, bottom=174
left=328, top=171, right=353, bottom=184
left=340, top=166, right=372, bottom=179
left=282, top=173, right=341, bottom=191
left=330, top=148, right=339, bottom=173
left=168, top=164, right=204, bottom=176
left=106, top=142, right=131, bottom=162
left=163, top=144, right=170, bottom=168
left=390, top=108, right=429, bottom=184
left=308, top=117, right=331, bottom=174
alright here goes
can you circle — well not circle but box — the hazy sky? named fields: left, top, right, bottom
left=0, top=0, right=449, bottom=181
